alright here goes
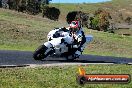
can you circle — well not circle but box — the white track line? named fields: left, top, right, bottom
left=1, top=63, right=132, bottom=68
left=28, top=63, right=115, bottom=68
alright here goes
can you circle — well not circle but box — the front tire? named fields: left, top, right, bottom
left=33, top=45, right=48, bottom=60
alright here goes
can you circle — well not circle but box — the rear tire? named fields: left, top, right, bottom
left=66, top=48, right=77, bottom=61
left=33, top=45, right=48, bottom=60
left=66, top=55, right=76, bottom=61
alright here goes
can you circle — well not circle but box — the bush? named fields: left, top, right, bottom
left=42, top=6, right=60, bottom=21
left=91, top=8, right=112, bottom=32
left=91, top=16, right=99, bottom=30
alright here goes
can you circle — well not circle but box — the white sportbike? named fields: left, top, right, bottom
left=33, top=28, right=93, bottom=60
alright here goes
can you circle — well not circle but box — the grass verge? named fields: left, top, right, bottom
left=0, top=65, right=132, bottom=88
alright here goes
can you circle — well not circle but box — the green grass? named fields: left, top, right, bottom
left=83, top=30, right=132, bottom=58
left=0, top=8, right=132, bottom=58
left=0, top=1, right=132, bottom=88
left=0, top=9, right=62, bottom=50
left=0, top=65, right=132, bottom=88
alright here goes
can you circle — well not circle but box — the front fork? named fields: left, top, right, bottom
left=43, top=42, right=54, bottom=55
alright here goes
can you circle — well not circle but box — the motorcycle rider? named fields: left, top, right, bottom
left=48, top=20, right=86, bottom=58
left=68, top=20, right=86, bottom=58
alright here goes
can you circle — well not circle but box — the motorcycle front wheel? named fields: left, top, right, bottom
left=33, top=45, right=48, bottom=60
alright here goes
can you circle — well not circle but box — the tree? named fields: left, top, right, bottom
left=0, top=0, right=2, bottom=8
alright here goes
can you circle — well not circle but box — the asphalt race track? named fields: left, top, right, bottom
left=0, top=50, right=132, bottom=67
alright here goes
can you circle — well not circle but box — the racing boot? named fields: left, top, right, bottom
left=74, top=43, right=86, bottom=58
left=74, top=50, right=82, bottom=58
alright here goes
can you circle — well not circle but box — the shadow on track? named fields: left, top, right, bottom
left=42, top=54, right=132, bottom=64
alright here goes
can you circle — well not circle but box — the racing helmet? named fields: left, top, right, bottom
left=70, top=20, right=81, bottom=32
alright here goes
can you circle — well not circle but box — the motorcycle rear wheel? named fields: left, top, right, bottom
left=66, top=55, right=76, bottom=61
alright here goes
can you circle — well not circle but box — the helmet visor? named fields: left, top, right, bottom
left=70, top=21, right=79, bottom=28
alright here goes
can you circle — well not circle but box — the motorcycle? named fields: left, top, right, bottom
left=33, top=28, right=93, bottom=60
